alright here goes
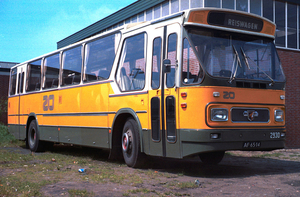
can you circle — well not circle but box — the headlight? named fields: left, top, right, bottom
left=211, top=108, right=228, bottom=121
left=274, top=110, right=284, bottom=122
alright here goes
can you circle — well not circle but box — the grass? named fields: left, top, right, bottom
left=256, top=153, right=284, bottom=158
left=226, top=151, right=286, bottom=159
left=0, top=124, right=19, bottom=146
left=2, top=124, right=297, bottom=196
left=0, top=126, right=149, bottom=196
left=68, top=189, right=94, bottom=197
left=165, top=180, right=198, bottom=190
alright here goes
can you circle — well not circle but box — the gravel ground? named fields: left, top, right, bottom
left=1, top=146, right=300, bottom=196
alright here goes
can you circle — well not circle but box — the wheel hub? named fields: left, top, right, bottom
left=122, top=129, right=133, bottom=153
left=122, top=133, right=129, bottom=152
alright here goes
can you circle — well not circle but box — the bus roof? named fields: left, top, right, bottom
left=11, top=8, right=276, bottom=70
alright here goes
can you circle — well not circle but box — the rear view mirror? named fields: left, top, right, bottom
left=163, top=59, right=171, bottom=73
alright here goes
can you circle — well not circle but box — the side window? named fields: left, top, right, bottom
left=26, top=59, right=42, bottom=92
left=20, top=72, right=24, bottom=93
left=9, top=68, right=17, bottom=96
left=166, top=33, right=177, bottom=88
left=182, top=38, right=203, bottom=84
left=84, top=34, right=118, bottom=82
left=116, top=33, right=146, bottom=91
left=17, top=72, right=24, bottom=94
left=43, top=53, right=60, bottom=89
left=151, top=37, right=162, bottom=89
left=62, top=46, right=82, bottom=86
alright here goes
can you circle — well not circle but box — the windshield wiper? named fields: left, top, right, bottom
left=229, top=45, right=242, bottom=84
left=240, top=47, right=250, bottom=70
left=240, top=47, right=275, bottom=86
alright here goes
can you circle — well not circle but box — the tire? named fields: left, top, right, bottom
left=121, top=118, right=144, bottom=168
left=199, top=151, right=225, bottom=165
left=27, top=120, right=45, bottom=152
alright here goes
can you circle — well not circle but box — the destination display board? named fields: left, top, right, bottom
left=207, top=11, right=264, bottom=32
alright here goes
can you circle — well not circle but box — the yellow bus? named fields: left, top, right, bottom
left=8, top=8, right=286, bottom=167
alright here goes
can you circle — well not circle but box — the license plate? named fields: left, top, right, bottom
left=243, top=141, right=261, bottom=148
left=270, top=132, right=280, bottom=139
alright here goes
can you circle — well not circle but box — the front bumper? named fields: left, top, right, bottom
left=180, top=129, right=285, bottom=157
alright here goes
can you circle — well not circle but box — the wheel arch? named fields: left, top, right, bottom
left=26, top=113, right=39, bottom=140
left=109, top=108, right=144, bottom=159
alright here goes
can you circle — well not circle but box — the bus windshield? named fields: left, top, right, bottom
left=187, top=28, right=285, bottom=83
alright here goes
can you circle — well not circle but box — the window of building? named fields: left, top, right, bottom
left=138, top=12, right=145, bottom=22
left=236, top=0, right=248, bottom=11
left=205, top=0, right=220, bottom=8
left=61, top=46, right=82, bottom=86
left=146, top=8, right=153, bottom=21
left=84, top=34, right=118, bottom=83
left=162, top=1, right=169, bottom=17
left=118, top=22, right=124, bottom=27
left=26, top=59, right=42, bottom=92
left=116, top=33, right=146, bottom=91
left=181, top=0, right=189, bottom=10
left=171, top=0, right=179, bottom=14
left=222, top=0, right=234, bottom=9
left=250, top=0, right=261, bottom=16
left=275, top=0, right=286, bottom=47
left=125, top=18, right=131, bottom=24
left=154, top=5, right=161, bottom=19
left=287, top=3, right=297, bottom=49
left=132, top=15, right=137, bottom=23
left=263, top=0, right=273, bottom=21
left=191, top=0, right=203, bottom=8
left=43, top=53, right=60, bottom=89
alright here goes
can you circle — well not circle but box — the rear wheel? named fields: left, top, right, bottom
left=27, top=120, right=45, bottom=152
left=199, top=151, right=225, bottom=165
left=122, top=118, right=144, bottom=168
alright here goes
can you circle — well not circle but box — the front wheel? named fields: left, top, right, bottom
left=199, top=151, right=225, bottom=165
left=27, top=120, right=45, bottom=152
left=122, top=118, right=145, bottom=168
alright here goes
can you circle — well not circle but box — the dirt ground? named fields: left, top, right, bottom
left=1, top=146, right=300, bottom=196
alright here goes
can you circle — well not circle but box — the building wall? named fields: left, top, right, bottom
left=277, top=48, right=300, bottom=148
left=0, top=75, right=9, bottom=125
left=0, top=62, right=17, bottom=125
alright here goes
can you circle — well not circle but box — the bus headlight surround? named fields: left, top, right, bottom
left=211, top=108, right=228, bottom=121
left=274, top=110, right=284, bottom=122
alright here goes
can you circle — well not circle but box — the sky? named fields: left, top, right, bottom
left=0, top=0, right=136, bottom=63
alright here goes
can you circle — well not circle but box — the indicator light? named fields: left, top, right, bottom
left=181, top=92, right=187, bottom=97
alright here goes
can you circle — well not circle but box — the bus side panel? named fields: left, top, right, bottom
left=19, top=94, right=28, bottom=140
left=7, top=96, right=19, bottom=139
left=80, top=83, right=109, bottom=148
left=21, top=93, right=43, bottom=139
left=108, top=93, right=149, bottom=129
left=57, top=84, right=110, bottom=148
left=40, top=90, right=59, bottom=142
left=58, top=87, right=82, bottom=145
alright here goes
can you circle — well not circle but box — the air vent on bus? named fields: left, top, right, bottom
left=236, top=82, right=267, bottom=89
